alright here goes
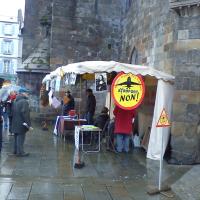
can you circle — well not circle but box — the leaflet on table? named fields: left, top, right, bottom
left=81, top=125, right=98, bottom=130
left=61, top=116, right=86, bottom=121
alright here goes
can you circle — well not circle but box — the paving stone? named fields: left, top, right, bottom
left=83, top=185, right=112, bottom=200
left=107, top=185, right=133, bottom=200
left=0, top=166, right=14, bottom=175
left=172, top=165, right=200, bottom=200
left=0, top=182, right=13, bottom=199
left=64, top=185, right=84, bottom=200
left=7, top=186, right=31, bottom=199
left=29, top=193, right=63, bottom=200
left=0, top=124, right=197, bottom=199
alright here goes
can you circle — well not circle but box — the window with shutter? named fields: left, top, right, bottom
left=3, top=59, right=11, bottom=73
left=2, top=40, right=13, bottom=55
left=3, top=24, right=13, bottom=36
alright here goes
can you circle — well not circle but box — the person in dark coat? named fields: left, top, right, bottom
left=0, top=100, right=3, bottom=153
left=94, top=107, right=109, bottom=130
left=11, top=88, right=31, bottom=156
left=85, top=89, right=96, bottom=125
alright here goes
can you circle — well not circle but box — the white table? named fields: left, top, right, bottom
left=75, top=125, right=102, bottom=153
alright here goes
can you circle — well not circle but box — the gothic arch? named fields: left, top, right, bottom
left=129, top=46, right=138, bottom=64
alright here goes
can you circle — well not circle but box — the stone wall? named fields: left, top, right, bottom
left=169, top=2, right=200, bottom=164
left=121, top=0, right=177, bottom=73
left=50, top=0, right=124, bottom=70
left=23, top=0, right=126, bottom=66
left=121, top=0, right=200, bottom=164
left=23, top=0, right=52, bottom=60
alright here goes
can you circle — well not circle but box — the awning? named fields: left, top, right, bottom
left=42, top=61, right=175, bottom=83
left=41, top=61, right=175, bottom=161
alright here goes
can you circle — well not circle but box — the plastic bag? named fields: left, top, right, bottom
left=133, top=135, right=141, bottom=147
left=51, top=96, right=61, bottom=109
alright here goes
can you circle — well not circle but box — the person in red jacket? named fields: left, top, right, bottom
left=7, top=91, right=17, bottom=135
left=113, top=105, right=135, bottom=153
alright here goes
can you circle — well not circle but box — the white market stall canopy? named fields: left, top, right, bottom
left=42, top=61, right=175, bottom=161
left=42, top=61, right=175, bottom=83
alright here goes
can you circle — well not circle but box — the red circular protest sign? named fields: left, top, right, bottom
left=111, top=72, right=145, bottom=110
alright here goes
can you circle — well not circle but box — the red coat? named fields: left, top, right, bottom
left=113, top=106, right=135, bottom=135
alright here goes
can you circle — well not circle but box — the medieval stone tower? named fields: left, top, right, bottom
left=20, top=0, right=200, bottom=165
left=18, top=0, right=125, bottom=111
left=21, top=0, right=125, bottom=70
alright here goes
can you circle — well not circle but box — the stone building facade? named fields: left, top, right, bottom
left=22, top=0, right=125, bottom=70
left=21, top=0, right=200, bottom=164
left=121, top=0, right=200, bottom=164
left=0, top=12, right=23, bottom=83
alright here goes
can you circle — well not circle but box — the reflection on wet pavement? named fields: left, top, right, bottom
left=0, top=124, right=191, bottom=199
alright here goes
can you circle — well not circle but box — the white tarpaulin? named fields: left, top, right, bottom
left=147, top=80, right=174, bottom=160
left=42, top=61, right=174, bottom=83
left=42, top=61, right=175, bottom=160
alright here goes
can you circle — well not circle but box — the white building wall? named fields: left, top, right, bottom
left=0, top=16, right=22, bottom=80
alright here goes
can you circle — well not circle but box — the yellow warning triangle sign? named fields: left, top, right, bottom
left=156, top=108, right=171, bottom=127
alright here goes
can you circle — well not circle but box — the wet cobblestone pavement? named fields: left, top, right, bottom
left=0, top=124, right=193, bottom=199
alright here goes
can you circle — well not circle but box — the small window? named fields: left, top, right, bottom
left=3, top=24, right=14, bottom=35
left=2, top=40, right=13, bottom=55
left=3, top=59, right=12, bottom=73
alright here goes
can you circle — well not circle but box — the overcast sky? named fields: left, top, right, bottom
left=0, top=0, right=25, bottom=18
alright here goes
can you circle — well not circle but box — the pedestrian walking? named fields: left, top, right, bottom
left=11, top=88, right=31, bottom=157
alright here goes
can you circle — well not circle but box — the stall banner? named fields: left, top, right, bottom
left=111, top=72, right=145, bottom=110
left=50, top=79, right=56, bottom=90
left=156, top=108, right=171, bottom=127
left=95, top=73, right=107, bottom=92
left=55, top=76, right=61, bottom=92
left=46, top=80, right=50, bottom=91
left=65, top=73, right=77, bottom=85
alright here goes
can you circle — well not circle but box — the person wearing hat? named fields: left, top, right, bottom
left=11, top=88, right=31, bottom=157
left=62, top=90, right=75, bottom=116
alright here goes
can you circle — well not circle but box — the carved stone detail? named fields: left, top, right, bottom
left=170, top=0, right=200, bottom=16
